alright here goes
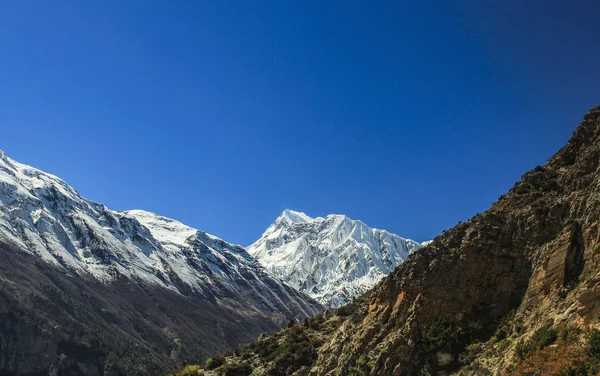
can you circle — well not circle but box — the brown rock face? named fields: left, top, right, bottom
left=307, top=105, right=600, bottom=376
left=311, top=106, right=600, bottom=376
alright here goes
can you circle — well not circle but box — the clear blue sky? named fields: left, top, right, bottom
left=1, top=1, right=599, bottom=245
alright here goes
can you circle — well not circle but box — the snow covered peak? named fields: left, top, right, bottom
left=0, top=151, right=81, bottom=203
left=247, top=211, right=424, bottom=307
left=277, top=209, right=314, bottom=224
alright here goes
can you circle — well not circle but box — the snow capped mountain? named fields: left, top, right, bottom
left=247, top=209, right=425, bottom=307
left=0, top=150, right=320, bottom=316
left=0, top=150, right=322, bottom=374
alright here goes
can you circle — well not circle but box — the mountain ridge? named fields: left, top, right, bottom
left=0, top=151, right=322, bottom=375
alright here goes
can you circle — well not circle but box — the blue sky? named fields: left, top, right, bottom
left=1, top=1, right=599, bottom=245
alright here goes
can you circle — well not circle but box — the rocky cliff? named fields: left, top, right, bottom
left=188, top=105, right=600, bottom=376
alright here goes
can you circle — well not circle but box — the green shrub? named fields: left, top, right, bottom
left=530, top=325, right=558, bottom=348
left=349, top=311, right=362, bottom=324
left=561, top=326, right=583, bottom=345
left=240, top=351, right=252, bottom=361
left=493, top=311, right=516, bottom=341
left=422, top=319, right=458, bottom=352
left=514, top=341, right=526, bottom=359
left=588, top=329, right=600, bottom=375
left=348, top=355, right=371, bottom=376
left=270, top=327, right=316, bottom=373
left=514, top=166, right=560, bottom=195
left=496, top=339, right=511, bottom=353
left=515, top=325, right=557, bottom=358
left=220, top=361, right=252, bottom=376
left=589, top=328, right=600, bottom=357
left=514, top=183, right=532, bottom=195
left=173, top=365, right=204, bottom=376
left=250, top=335, right=278, bottom=360
left=205, top=355, right=226, bottom=370
left=336, top=304, right=353, bottom=317
left=459, top=342, right=484, bottom=366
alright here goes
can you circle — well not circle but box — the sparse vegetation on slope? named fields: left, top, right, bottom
left=174, top=106, right=600, bottom=376
left=171, top=304, right=359, bottom=375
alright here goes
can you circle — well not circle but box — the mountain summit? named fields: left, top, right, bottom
left=247, top=209, right=424, bottom=307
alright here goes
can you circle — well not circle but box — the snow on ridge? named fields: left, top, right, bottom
left=278, top=209, right=314, bottom=224
left=0, top=150, right=80, bottom=200
left=122, top=210, right=198, bottom=249
left=0, top=151, right=321, bottom=317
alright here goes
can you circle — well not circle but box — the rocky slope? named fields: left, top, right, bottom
left=0, top=152, right=321, bottom=375
left=186, top=105, right=600, bottom=376
left=247, top=210, right=424, bottom=307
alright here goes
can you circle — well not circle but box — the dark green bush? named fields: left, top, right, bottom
left=270, top=327, right=317, bottom=373
left=205, top=355, right=226, bottom=370
left=459, top=342, right=484, bottom=367
left=561, top=326, right=583, bottom=345
left=422, top=319, right=458, bottom=352
left=589, top=328, right=600, bottom=357
left=497, top=339, right=511, bottom=353
left=250, top=334, right=278, bottom=360
left=530, top=325, right=558, bottom=348
left=587, top=329, right=600, bottom=375
left=336, top=304, right=354, bottom=317
left=514, top=166, right=560, bottom=195
left=493, top=311, right=516, bottom=341
left=309, top=319, right=321, bottom=330
left=515, top=325, right=558, bottom=358
left=515, top=183, right=532, bottom=195
left=348, top=355, right=371, bottom=376
left=220, top=361, right=252, bottom=376
left=514, top=341, right=527, bottom=359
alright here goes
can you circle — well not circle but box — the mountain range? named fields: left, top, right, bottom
left=0, top=151, right=321, bottom=375
left=0, top=147, right=427, bottom=375
left=6, top=105, right=600, bottom=376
